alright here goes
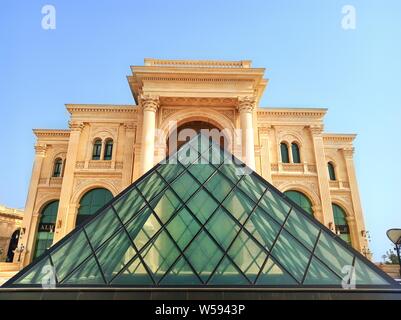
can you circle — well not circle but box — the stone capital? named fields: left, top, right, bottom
left=309, top=124, right=324, bottom=135
left=237, top=96, right=256, bottom=113
left=342, top=147, right=355, bottom=158
left=140, top=94, right=160, bottom=112
left=34, top=144, right=47, bottom=156
left=124, top=122, right=136, bottom=130
left=68, top=121, right=84, bottom=132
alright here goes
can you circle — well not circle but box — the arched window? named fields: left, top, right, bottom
left=92, top=139, right=102, bottom=160
left=53, top=158, right=63, bottom=177
left=33, top=200, right=59, bottom=260
left=280, top=142, right=290, bottom=163
left=328, top=162, right=336, bottom=180
left=291, top=142, right=301, bottom=163
left=284, top=190, right=313, bottom=216
left=332, top=204, right=351, bottom=245
left=76, top=188, right=113, bottom=227
left=104, top=139, right=113, bottom=160
left=6, top=229, right=20, bottom=262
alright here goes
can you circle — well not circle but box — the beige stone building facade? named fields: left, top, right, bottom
left=0, top=205, right=23, bottom=262
left=15, top=59, right=370, bottom=268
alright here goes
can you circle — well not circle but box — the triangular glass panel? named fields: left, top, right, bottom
left=208, top=256, right=250, bottom=285
left=185, top=230, right=224, bottom=283
left=353, top=258, right=390, bottom=286
left=4, top=133, right=397, bottom=289
left=303, top=257, right=342, bottom=285
left=62, top=255, right=105, bottom=285
left=227, top=230, right=267, bottom=283
left=111, top=256, right=153, bottom=285
left=256, top=257, right=297, bottom=285
left=270, top=229, right=311, bottom=282
left=159, top=256, right=202, bottom=285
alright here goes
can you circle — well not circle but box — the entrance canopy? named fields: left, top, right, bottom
left=3, top=135, right=398, bottom=289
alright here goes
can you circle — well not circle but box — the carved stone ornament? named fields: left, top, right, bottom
left=68, top=121, right=84, bottom=132
left=140, top=94, right=160, bottom=112
left=237, top=96, right=256, bottom=113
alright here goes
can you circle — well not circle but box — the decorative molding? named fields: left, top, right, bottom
left=161, top=108, right=181, bottom=121
left=160, top=97, right=237, bottom=107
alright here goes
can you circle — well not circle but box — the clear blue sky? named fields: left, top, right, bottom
left=0, top=0, right=400, bottom=261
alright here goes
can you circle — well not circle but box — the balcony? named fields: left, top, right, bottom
left=38, top=177, right=63, bottom=187
left=329, top=180, right=350, bottom=189
left=75, top=161, right=123, bottom=170
left=271, top=163, right=317, bottom=174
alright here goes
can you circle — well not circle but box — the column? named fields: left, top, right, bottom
left=237, top=96, right=256, bottom=170
left=53, top=121, right=84, bottom=243
left=310, top=125, right=333, bottom=226
left=16, top=144, right=46, bottom=265
left=122, top=122, right=136, bottom=188
left=343, top=147, right=365, bottom=252
left=139, top=95, right=159, bottom=175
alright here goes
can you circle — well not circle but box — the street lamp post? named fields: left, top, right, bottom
left=386, top=229, right=401, bottom=278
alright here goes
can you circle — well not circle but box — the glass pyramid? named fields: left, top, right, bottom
left=3, top=134, right=397, bottom=288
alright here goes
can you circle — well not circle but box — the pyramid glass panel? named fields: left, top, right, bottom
left=111, top=257, right=153, bottom=285
left=113, top=188, right=147, bottom=224
left=227, top=231, right=268, bottom=283
left=223, top=189, right=255, bottom=224
left=270, top=229, right=311, bottom=282
left=126, top=206, right=161, bottom=251
left=303, top=257, right=342, bottom=285
left=208, top=256, right=250, bottom=285
left=205, top=207, right=240, bottom=250
left=256, top=258, right=297, bottom=285
left=50, top=231, right=92, bottom=282
left=204, top=171, right=234, bottom=202
left=245, top=207, right=281, bottom=250
left=159, top=256, right=202, bottom=285
left=95, top=228, right=137, bottom=283
left=166, top=208, right=202, bottom=251
left=284, top=209, right=320, bottom=251
left=62, top=255, right=105, bottom=285
left=3, top=133, right=397, bottom=289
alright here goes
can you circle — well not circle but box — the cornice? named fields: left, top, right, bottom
left=66, top=104, right=138, bottom=115
left=323, top=134, right=357, bottom=143
left=143, top=58, right=252, bottom=68
left=33, top=129, right=70, bottom=138
left=257, top=108, right=327, bottom=119
left=0, top=205, right=24, bottom=218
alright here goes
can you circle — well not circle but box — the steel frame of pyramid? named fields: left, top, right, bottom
left=2, top=134, right=399, bottom=290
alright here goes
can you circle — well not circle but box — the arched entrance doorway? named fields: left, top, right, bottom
left=76, top=188, right=113, bottom=227
left=166, top=120, right=228, bottom=155
left=33, top=200, right=59, bottom=260
left=284, top=190, right=314, bottom=216
left=6, top=229, right=20, bottom=262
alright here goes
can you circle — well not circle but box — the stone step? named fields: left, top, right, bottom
left=0, top=271, right=18, bottom=286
